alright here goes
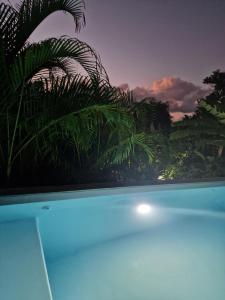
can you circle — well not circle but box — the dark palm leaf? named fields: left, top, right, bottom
left=10, top=37, right=107, bottom=88
left=10, top=75, right=133, bottom=164
left=0, top=37, right=15, bottom=111
left=99, top=133, right=156, bottom=166
left=13, top=0, right=85, bottom=56
left=172, top=117, right=225, bottom=140
left=0, top=3, right=18, bottom=60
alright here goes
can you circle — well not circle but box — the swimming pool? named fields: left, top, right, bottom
left=1, top=181, right=225, bottom=300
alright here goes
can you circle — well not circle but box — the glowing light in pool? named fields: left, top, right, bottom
left=136, top=203, right=153, bottom=215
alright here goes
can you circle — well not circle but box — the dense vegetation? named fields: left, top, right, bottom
left=167, top=70, right=225, bottom=180
left=0, top=0, right=224, bottom=188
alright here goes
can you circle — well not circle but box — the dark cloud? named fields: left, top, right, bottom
left=120, top=77, right=210, bottom=120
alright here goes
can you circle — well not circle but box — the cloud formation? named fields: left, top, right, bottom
left=119, top=77, right=210, bottom=120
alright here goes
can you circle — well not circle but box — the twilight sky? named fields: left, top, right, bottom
left=7, top=0, right=225, bottom=119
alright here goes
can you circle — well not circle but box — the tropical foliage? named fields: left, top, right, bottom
left=0, top=0, right=224, bottom=187
left=0, top=0, right=157, bottom=187
left=161, top=70, right=225, bottom=180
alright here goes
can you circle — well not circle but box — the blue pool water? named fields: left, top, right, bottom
left=1, top=181, right=225, bottom=300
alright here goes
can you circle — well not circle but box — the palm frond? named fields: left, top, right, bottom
left=8, top=74, right=133, bottom=164
left=0, top=37, right=15, bottom=111
left=0, top=3, right=19, bottom=61
left=171, top=117, right=225, bottom=140
left=14, top=0, right=85, bottom=55
left=10, top=37, right=107, bottom=88
left=200, top=101, right=225, bottom=124
left=99, top=133, right=156, bottom=166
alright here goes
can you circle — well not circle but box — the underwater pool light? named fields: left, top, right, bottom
left=136, top=203, right=152, bottom=215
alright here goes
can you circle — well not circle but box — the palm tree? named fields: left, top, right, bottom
left=95, top=93, right=170, bottom=182
left=1, top=75, right=135, bottom=182
left=0, top=74, right=156, bottom=185
left=0, top=0, right=156, bottom=185
left=1, top=0, right=107, bottom=79
left=0, top=0, right=107, bottom=182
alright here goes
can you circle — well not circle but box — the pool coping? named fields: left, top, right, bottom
left=1, top=177, right=225, bottom=206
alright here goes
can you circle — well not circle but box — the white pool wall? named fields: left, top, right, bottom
left=0, top=219, right=53, bottom=300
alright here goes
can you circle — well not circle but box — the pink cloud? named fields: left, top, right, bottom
left=171, top=112, right=193, bottom=122
left=120, top=77, right=210, bottom=120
